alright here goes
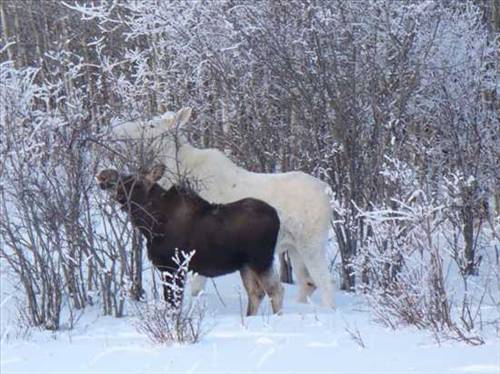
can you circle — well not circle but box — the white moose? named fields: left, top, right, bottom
left=113, top=107, right=335, bottom=308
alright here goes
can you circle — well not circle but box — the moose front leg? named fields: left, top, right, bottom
left=162, top=272, right=174, bottom=305
left=162, top=269, right=187, bottom=309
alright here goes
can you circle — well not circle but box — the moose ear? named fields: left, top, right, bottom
left=174, top=107, right=192, bottom=128
left=159, top=111, right=178, bottom=129
left=159, top=107, right=192, bottom=129
left=146, top=164, right=166, bottom=182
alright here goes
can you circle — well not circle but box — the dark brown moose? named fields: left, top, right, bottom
left=96, top=164, right=284, bottom=315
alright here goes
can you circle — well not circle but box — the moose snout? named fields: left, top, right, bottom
left=95, top=175, right=108, bottom=190
left=95, top=169, right=119, bottom=190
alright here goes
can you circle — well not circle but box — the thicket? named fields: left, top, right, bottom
left=1, top=0, right=498, bottom=343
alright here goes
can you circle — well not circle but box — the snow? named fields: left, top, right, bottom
left=1, top=271, right=499, bottom=374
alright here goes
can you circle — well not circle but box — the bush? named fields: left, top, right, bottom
left=352, top=190, right=493, bottom=345
left=133, top=250, right=207, bottom=345
left=134, top=299, right=206, bottom=345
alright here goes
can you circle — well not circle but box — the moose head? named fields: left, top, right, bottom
left=96, top=164, right=166, bottom=207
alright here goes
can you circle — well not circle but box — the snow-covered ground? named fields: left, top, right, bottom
left=1, top=270, right=499, bottom=374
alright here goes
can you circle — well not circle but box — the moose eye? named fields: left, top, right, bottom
left=115, top=190, right=127, bottom=203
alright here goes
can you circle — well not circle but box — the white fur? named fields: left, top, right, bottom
left=114, top=108, right=335, bottom=307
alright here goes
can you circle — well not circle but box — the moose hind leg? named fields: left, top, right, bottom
left=288, top=248, right=317, bottom=303
left=301, top=243, right=335, bottom=308
left=240, top=266, right=265, bottom=316
left=162, top=273, right=176, bottom=306
left=162, top=270, right=186, bottom=308
left=255, top=268, right=284, bottom=315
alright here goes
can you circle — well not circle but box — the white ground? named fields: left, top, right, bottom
left=1, top=271, right=499, bottom=374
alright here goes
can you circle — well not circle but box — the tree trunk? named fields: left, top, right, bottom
left=340, top=251, right=356, bottom=291
left=461, top=203, right=477, bottom=275
left=460, top=181, right=480, bottom=275
left=334, top=223, right=356, bottom=291
left=0, top=0, right=16, bottom=63
left=129, top=228, right=144, bottom=300
left=12, top=2, right=27, bottom=67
